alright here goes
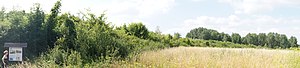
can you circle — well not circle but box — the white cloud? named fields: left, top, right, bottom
left=0, top=0, right=175, bottom=26
left=0, top=0, right=57, bottom=12
left=219, top=0, right=300, bottom=14
left=104, top=0, right=175, bottom=25
left=136, top=0, right=175, bottom=17
left=86, top=0, right=175, bottom=26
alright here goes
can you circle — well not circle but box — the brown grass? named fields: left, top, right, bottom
left=120, top=47, right=300, bottom=68
left=13, top=47, right=300, bottom=68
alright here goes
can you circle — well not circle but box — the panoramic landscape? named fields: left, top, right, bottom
left=0, top=0, right=300, bottom=68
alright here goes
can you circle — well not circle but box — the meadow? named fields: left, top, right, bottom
left=118, top=47, right=300, bottom=68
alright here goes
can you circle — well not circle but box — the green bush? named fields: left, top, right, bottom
left=31, top=46, right=80, bottom=67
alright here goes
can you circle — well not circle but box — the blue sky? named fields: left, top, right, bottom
left=1, top=0, right=300, bottom=43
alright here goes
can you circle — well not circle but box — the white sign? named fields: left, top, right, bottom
left=9, top=47, right=22, bottom=61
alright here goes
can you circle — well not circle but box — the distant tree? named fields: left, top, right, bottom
left=289, top=36, right=298, bottom=47
left=257, top=33, right=267, bottom=46
left=186, top=27, right=221, bottom=40
left=186, top=27, right=299, bottom=49
left=210, top=31, right=219, bottom=40
left=186, top=27, right=206, bottom=39
left=274, top=33, right=281, bottom=48
left=231, top=33, right=241, bottom=44
left=266, top=33, right=276, bottom=48
left=221, top=33, right=231, bottom=42
left=279, top=34, right=290, bottom=48
left=244, top=33, right=258, bottom=45
left=241, top=37, right=247, bottom=44
left=201, top=30, right=211, bottom=40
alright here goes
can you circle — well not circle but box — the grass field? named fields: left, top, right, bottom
left=118, top=47, right=300, bottom=68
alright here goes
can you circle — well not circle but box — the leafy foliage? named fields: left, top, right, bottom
left=290, top=36, right=298, bottom=47
left=124, top=22, right=149, bottom=39
left=231, top=33, right=241, bottom=44
left=187, top=27, right=299, bottom=48
left=45, top=0, right=61, bottom=48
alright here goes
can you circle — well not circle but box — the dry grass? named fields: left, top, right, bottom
left=120, top=47, right=300, bottom=68
left=13, top=47, right=300, bottom=68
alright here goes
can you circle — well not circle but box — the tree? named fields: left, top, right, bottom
left=45, top=0, right=61, bottom=48
left=221, top=33, right=231, bottom=42
left=55, top=13, right=77, bottom=50
left=257, top=33, right=266, bottom=46
left=244, top=33, right=258, bottom=45
left=274, top=33, right=281, bottom=48
left=201, top=30, right=211, bottom=40
left=231, top=33, right=241, bottom=44
left=3, top=10, right=28, bottom=43
left=241, top=37, right=247, bottom=44
left=279, top=34, right=290, bottom=48
left=126, top=22, right=149, bottom=39
left=210, top=31, right=219, bottom=40
left=186, top=27, right=207, bottom=39
left=266, top=33, right=275, bottom=48
left=186, top=27, right=222, bottom=41
left=186, top=27, right=299, bottom=49
left=0, top=7, right=9, bottom=38
left=289, top=36, right=298, bottom=47
left=25, top=3, right=47, bottom=57
left=173, top=32, right=181, bottom=39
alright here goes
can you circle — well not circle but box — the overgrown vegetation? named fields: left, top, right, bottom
left=0, top=0, right=299, bottom=67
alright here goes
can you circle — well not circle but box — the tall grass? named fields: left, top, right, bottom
left=13, top=47, right=300, bottom=68
left=119, top=47, right=300, bottom=68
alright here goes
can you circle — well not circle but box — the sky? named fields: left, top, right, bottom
left=1, top=0, right=300, bottom=43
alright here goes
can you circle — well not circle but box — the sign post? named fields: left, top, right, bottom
left=4, top=43, right=27, bottom=62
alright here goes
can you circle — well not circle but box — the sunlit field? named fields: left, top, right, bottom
left=118, top=47, right=300, bottom=68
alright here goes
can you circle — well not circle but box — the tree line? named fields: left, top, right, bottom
left=186, top=27, right=298, bottom=48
